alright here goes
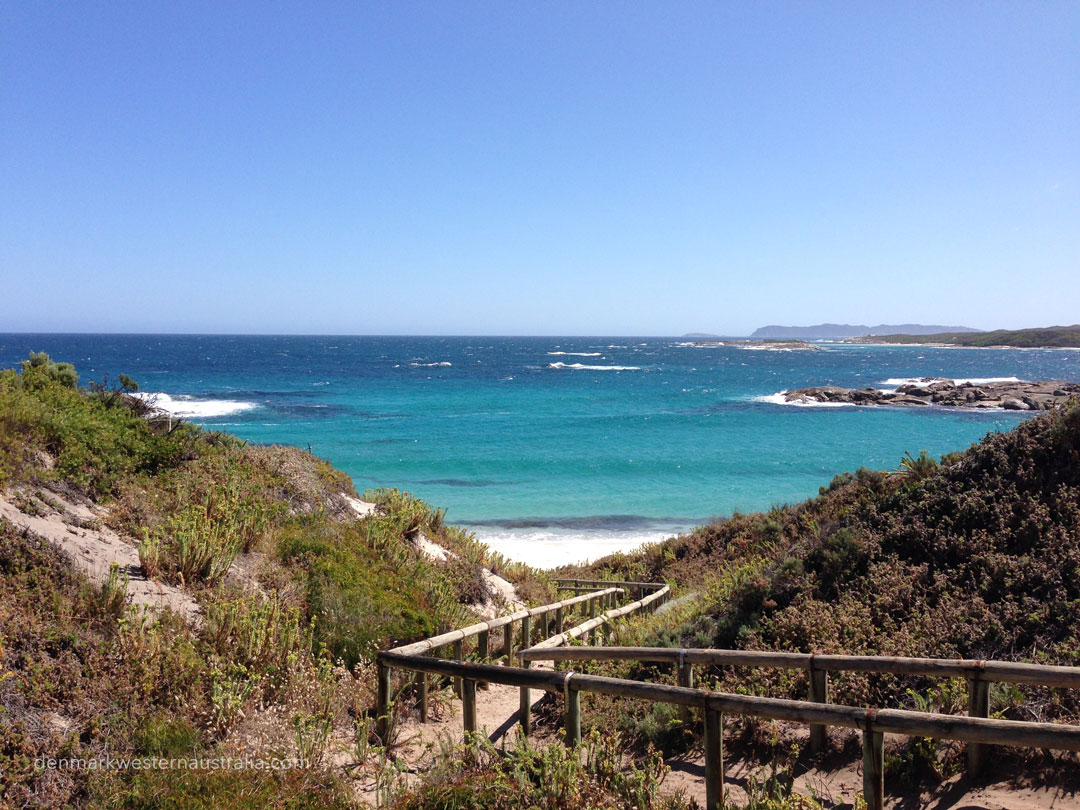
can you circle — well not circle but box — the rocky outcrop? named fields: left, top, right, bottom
left=784, top=379, right=1080, bottom=410
left=688, top=340, right=823, bottom=351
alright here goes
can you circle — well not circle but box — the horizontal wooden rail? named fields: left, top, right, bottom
left=389, top=587, right=622, bottom=656
left=526, top=586, right=671, bottom=651
left=555, top=578, right=666, bottom=590
left=517, top=646, right=1080, bottom=689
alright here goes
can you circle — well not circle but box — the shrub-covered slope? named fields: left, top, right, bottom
left=572, top=400, right=1080, bottom=720
left=0, top=356, right=553, bottom=808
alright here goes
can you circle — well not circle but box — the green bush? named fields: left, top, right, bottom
left=0, top=361, right=196, bottom=493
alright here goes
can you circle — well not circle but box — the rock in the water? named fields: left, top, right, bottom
left=781, top=379, right=1080, bottom=410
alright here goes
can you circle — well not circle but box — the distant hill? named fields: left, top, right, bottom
left=751, top=323, right=981, bottom=339
left=867, top=324, right=1080, bottom=348
left=681, top=332, right=723, bottom=339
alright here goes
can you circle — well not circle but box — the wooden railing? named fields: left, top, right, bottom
left=380, top=650, right=1080, bottom=810
left=375, top=580, right=668, bottom=740
left=516, top=645, right=1080, bottom=809
left=376, top=577, right=1080, bottom=810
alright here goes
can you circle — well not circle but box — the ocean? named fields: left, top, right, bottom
left=3, top=334, right=1077, bottom=566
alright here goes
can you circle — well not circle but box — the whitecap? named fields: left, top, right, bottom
left=547, top=362, right=641, bottom=371
left=409, top=361, right=453, bottom=367
left=135, top=392, right=259, bottom=418
left=547, top=352, right=602, bottom=356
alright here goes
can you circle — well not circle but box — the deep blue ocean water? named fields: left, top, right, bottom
left=3, top=334, right=1077, bottom=565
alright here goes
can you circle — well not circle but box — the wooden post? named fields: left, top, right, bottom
left=863, top=730, right=884, bottom=810
left=967, top=676, right=990, bottom=776
left=555, top=606, right=564, bottom=633
left=677, top=660, right=694, bottom=724
left=462, top=678, right=477, bottom=736
left=704, top=709, right=724, bottom=810
left=519, top=660, right=532, bottom=734
left=453, top=640, right=463, bottom=697
left=808, top=665, right=828, bottom=753
left=520, top=615, right=531, bottom=658
left=565, top=683, right=581, bottom=746
left=503, top=620, right=514, bottom=665
left=477, top=630, right=490, bottom=689
left=376, top=662, right=391, bottom=743
left=416, top=672, right=428, bottom=723
left=588, top=597, right=597, bottom=643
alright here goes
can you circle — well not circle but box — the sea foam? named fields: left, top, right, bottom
left=547, top=362, right=641, bottom=371
left=136, top=392, right=258, bottom=418
left=753, top=392, right=857, bottom=408
left=547, top=352, right=602, bottom=356
left=474, top=527, right=666, bottom=567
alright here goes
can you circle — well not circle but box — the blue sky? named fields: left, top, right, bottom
left=2, top=2, right=1077, bottom=335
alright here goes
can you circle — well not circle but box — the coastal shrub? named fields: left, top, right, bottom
left=387, top=732, right=687, bottom=810
left=277, top=515, right=469, bottom=666
left=0, top=360, right=197, bottom=494
left=21, top=350, right=78, bottom=388
left=138, top=502, right=241, bottom=587
left=203, top=593, right=309, bottom=700
left=100, top=768, right=356, bottom=810
left=819, top=471, right=854, bottom=495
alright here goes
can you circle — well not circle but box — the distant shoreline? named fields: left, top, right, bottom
left=846, top=325, right=1080, bottom=349
left=842, top=340, right=1080, bottom=351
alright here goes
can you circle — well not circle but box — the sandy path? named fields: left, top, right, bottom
left=0, top=488, right=202, bottom=622
left=394, top=660, right=556, bottom=765
left=661, top=727, right=1080, bottom=809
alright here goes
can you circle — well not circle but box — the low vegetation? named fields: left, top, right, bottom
left=386, top=733, right=687, bottom=810
left=869, top=324, right=1080, bottom=348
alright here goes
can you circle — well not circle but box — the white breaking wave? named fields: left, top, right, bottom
left=135, top=392, right=259, bottom=418
left=738, top=345, right=818, bottom=352
left=753, top=392, right=858, bottom=408
left=879, top=376, right=1022, bottom=389
left=547, top=351, right=602, bottom=356
left=547, top=362, right=641, bottom=371
left=409, top=361, right=453, bottom=367
left=475, top=528, right=665, bottom=567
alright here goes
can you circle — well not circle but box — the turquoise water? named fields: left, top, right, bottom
left=3, top=335, right=1077, bottom=564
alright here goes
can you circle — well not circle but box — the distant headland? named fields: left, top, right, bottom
left=750, top=323, right=982, bottom=339
left=853, top=324, right=1080, bottom=349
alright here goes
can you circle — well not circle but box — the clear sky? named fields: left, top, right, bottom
left=2, top=2, right=1077, bottom=336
